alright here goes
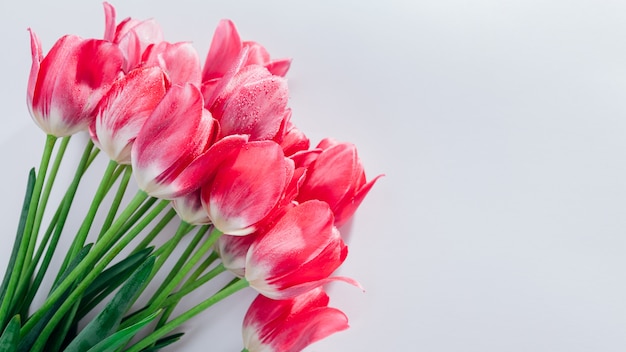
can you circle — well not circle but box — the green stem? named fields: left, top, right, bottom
left=27, top=191, right=155, bottom=351
left=150, top=227, right=211, bottom=329
left=131, top=208, right=177, bottom=254
left=103, top=199, right=167, bottom=255
left=61, top=159, right=119, bottom=273
left=122, top=228, right=223, bottom=329
left=105, top=198, right=158, bottom=254
left=21, top=134, right=57, bottom=272
left=155, top=261, right=225, bottom=330
left=126, top=278, right=249, bottom=352
left=152, top=222, right=193, bottom=268
left=161, top=263, right=226, bottom=309
left=25, top=136, right=69, bottom=272
left=21, top=190, right=148, bottom=336
left=97, top=165, right=132, bottom=240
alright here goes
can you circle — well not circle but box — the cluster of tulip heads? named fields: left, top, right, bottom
left=27, top=2, right=380, bottom=351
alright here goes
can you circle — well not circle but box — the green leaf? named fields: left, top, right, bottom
left=64, top=256, right=155, bottom=352
left=0, top=170, right=35, bottom=320
left=138, top=333, right=184, bottom=352
left=84, top=310, right=160, bottom=352
left=77, top=247, right=154, bottom=319
left=0, top=315, right=21, bottom=351
left=17, top=244, right=92, bottom=352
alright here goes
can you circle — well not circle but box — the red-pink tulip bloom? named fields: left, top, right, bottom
left=142, top=41, right=202, bottom=86
left=171, top=190, right=210, bottom=225
left=279, top=120, right=310, bottom=157
left=103, top=2, right=164, bottom=72
left=199, top=140, right=294, bottom=236
left=245, top=200, right=358, bottom=299
left=215, top=233, right=258, bottom=277
left=27, top=30, right=124, bottom=137
left=202, top=19, right=291, bottom=86
left=209, top=65, right=289, bottom=141
left=296, top=139, right=383, bottom=227
left=131, top=83, right=219, bottom=199
left=90, top=66, right=168, bottom=164
left=242, top=288, right=349, bottom=352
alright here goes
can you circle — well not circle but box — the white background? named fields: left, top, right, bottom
left=2, top=0, right=626, bottom=351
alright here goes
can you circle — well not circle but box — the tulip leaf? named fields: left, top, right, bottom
left=17, top=244, right=92, bottom=352
left=64, top=256, right=155, bottom=352
left=84, top=310, right=161, bottom=352
left=0, top=169, right=35, bottom=312
left=77, top=247, right=154, bottom=319
left=0, top=315, right=21, bottom=351
left=138, top=333, right=185, bottom=352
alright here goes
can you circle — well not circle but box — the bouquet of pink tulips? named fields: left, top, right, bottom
left=0, top=3, right=381, bottom=351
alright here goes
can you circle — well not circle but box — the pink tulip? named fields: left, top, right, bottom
left=142, top=41, right=202, bottom=86
left=215, top=233, right=258, bottom=277
left=171, top=190, right=210, bottom=225
left=200, top=140, right=294, bottom=236
left=90, top=66, right=168, bottom=164
left=278, top=119, right=310, bottom=157
left=244, top=200, right=359, bottom=299
left=27, top=30, right=124, bottom=137
left=242, top=288, right=349, bottom=352
left=131, top=83, right=218, bottom=199
left=242, top=40, right=291, bottom=77
left=103, top=2, right=164, bottom=72
left=296, top=139, right=382, bottom=227
left=201, top=19, right=291, bottom=106
left=209, top=65, right=289, bottom=141
left=202, top=19, right=291, bottom=84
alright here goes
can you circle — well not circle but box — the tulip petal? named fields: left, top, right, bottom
left=243, top=288, right=350, bottom=352
left=246, top=201, right=352, bottom=299
left=103, top=2, right=116, bottom=42
left=265, top=58, right=292, bottom=77
left=216, top=66, right=289, bottom=141
left=202, top=141, right=287, bottom=235
left=173, top=134, right=248, bottom=197
left=335, top=173, right=384, bottom=227
left=27, top=29, right=43, bottom=112
left=202, top=19, right=242, bottom=82
left=132, top=83, right=213, bottom=198
left=143, top=42, right=201, bottom=86
left=93, top=66, right=167, bottom=164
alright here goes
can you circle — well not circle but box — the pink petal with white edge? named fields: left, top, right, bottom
left=202, top=19, right=242, bottom=82
left=243, top=288, right=350, bottom=352
left=131, top=83, right=214, bottom=198
left=202, top=141, right=288, bottom=236
left=215, top=65, right=289, bottom=141
left=245, top=201, right=356, bottom=299
left=173, top=134, right=248, bottom=197
left=171, top=189, right=211, bottom=225
left=27, top=29, right=43, bottom=114
left=31, top=36, right=124, bottom=137
left=92, top=66, right=167, bottom=164
left=143, top=41, right=201, bottom=86
left=216, top=233, right=257, bottom=277
left=102, top=2, right=116, bottom=42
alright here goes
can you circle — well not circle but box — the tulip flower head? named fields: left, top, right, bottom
left=91, top=66, right=168, bottom=164
left=103, top=1, right=164, bottom=72
left=245, top=200, right=359, bottom=299
left=27, top=31, right=124, bottom=137
left=242, top=288, right=349, bottom=352
left=296, top=139, right=383, bottom=227
left=131, top=83, right=217, bottom=199
left=200, top=140, right=293, bottom=236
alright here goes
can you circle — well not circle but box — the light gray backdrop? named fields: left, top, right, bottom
left=1, top=0, right=625, bottom=351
